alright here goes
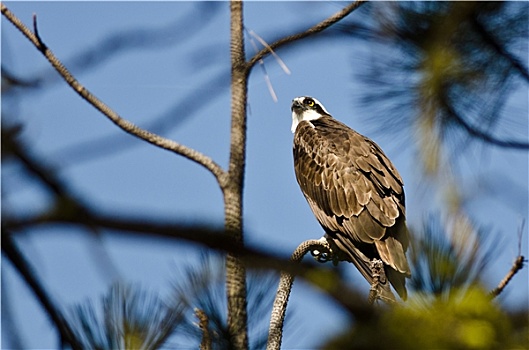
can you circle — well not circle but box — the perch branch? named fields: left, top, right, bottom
left=247, top=0, right=366, bottom=69
left=267, top=238, right=332, bottom=350
left=1, top=4, right=227, bottom=186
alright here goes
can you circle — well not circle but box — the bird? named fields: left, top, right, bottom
left=290, top=96, right=411, bottom=302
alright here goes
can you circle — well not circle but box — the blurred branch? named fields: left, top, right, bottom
left=471, top=16, right=529, bottom=82
left=5, top=211, right=373, bottom=320
left=441, top=94, right=529, bottom=150
left=247, top=0, right=366, bottom=69
left=1, top=66, right=41, bottom=91
left=1, top=3, right=227, bottom=187
left=3, top=124, right=369, bottom=317
left=3, top=3, right=221, bottom=91
left=2, top=125, right=71, bottom=199
left=52, top=71, right=229, bottom=167
left=2, top=232, right=83, bottom=350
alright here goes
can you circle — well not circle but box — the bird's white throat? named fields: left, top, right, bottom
left=291, top=109, right=322, bottom=133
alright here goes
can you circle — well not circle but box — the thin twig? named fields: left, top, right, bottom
left=490, top=221, right=526, bottom=297
left=247, top=28, right=291, bottom=75
left=247, top=1, right=366, bottom=69
left=1, top=4, right=227, bottom=187
left=490, top=255, right=526, bottom=298
left=246, top=28, right=278, bottom=102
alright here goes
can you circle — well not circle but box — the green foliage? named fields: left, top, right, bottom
left=324, top=286, right=527, bottom=350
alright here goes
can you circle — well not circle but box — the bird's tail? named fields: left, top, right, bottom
left=324, top=234, right=399, bottom=303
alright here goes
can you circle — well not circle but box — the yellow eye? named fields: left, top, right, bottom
left=305, top=99, right=315, bottom=107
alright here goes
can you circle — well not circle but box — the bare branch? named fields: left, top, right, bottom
left=225, top=1, right=250, bottom=349
left=1, top=4, right=227, bottom=186
left=267, top=238, right=333, bottom=350
left=247, top=1, right=366, bottom=69
left=490, top=221, right=526, bottom=298
left=490, top=255, right=526, bottom=298
left=2, top=232, right=83, bottom=350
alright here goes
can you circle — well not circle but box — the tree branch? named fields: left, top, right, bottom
left=267, top=238, right=333, bottom=350
left=471, top=16, right=529, bottom=83
left=2, top=232, right=83, bottom=350
left=490, top=255, right=526, bottom=298
left=1, top=3, right=227, bottom=187
left=247, top=1, right=366, bottom=69
left=225, top=1, right=249, bottom=348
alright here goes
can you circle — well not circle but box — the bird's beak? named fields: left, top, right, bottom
left=291, top=99, right=302, bottom=112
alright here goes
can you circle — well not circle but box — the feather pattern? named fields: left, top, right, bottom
left=293, top=113, right=411, bottom=300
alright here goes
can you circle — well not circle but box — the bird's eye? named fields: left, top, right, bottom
left=305, top=99, right=315, bottom=107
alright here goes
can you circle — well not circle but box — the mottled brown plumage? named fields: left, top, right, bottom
left=291, top=96, right=411, bottom=301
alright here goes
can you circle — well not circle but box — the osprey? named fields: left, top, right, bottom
left=291, top=96, right=411, bottom=301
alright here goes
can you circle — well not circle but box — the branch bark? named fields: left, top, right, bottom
left=267, top=239, right=333, bottom=350
left=490, top=255, right=526, bottom=298
left=0, top=3, right=227, bottom=186
left=225, top=1, right=250, bottom=348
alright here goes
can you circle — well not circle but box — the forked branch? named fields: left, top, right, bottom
left=0, top=3, right=227, bottom=187
left=247, top=1, right=366, bottom=69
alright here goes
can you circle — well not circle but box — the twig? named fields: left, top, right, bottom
left=2, top=232, right=83, bottom=350
left=1, top=4, right=227, bottom=187
left=246, top=28, right=279, bottom=102
left=490, top=221, right=526, bottom=298
left=247, top=28, right=291, bottom=75
left=490, top=255, right=526, bottom=298
left=247, top=1, right=366, bottom=69
left=267, top=238, right=332, bottom=350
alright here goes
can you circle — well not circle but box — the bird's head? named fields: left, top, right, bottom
left=291, top=96, right=330, bottom=133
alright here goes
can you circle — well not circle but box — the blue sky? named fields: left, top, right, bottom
left=2, top=2, right=528, bottom=349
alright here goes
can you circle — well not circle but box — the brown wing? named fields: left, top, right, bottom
left=293, top=116, right=410, bottom=299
